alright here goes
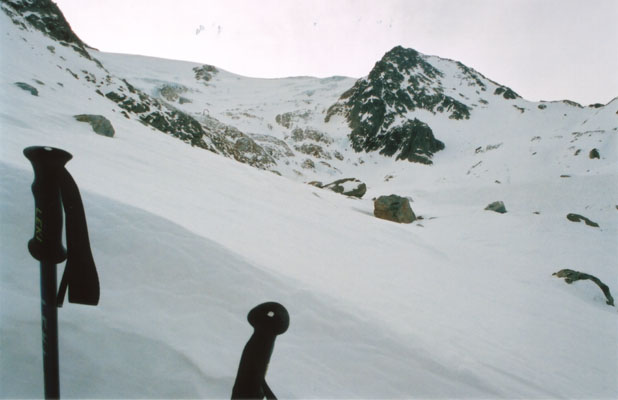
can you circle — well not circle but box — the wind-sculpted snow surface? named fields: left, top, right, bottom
left=1, top=1, right=617, bottom=398
left=2, top=163, right=501, bottom=398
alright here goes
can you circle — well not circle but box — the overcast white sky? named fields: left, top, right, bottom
left=54, top=0, right=618, bottom=105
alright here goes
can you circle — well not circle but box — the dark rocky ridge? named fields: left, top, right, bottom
left=3, top=0, right=84, bottom=45
left=2, top=0, right=94, bottom=61
left=326, top=46, right=469, bottom=164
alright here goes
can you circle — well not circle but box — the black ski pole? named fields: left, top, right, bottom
left=231, top=302, right=289, bottom=400
left=24, top=146, right=100, bottom=400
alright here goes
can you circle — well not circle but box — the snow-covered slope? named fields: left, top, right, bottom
left=1, top=1, right=617, bottom=398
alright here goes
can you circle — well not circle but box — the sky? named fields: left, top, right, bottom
left=53, top=0, right=618, bottom=105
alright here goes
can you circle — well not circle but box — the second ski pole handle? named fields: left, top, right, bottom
left=232, top=302, right=289, bottom=400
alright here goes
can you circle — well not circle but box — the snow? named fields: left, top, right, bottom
left=1, top=5, right=617, bottom=399
left=338, top=179, right=361, bottom=193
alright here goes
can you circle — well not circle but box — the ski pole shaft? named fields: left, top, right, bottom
left=24, top=146, right=73, bottom=400
left=40, top=261, right=60, bottom=400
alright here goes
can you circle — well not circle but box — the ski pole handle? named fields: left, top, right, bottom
left=24, top=146, right=72, bottom=264
left=232, top=302, right=289, bottom=400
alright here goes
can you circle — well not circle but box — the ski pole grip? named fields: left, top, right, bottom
left=24, top=146, right=73, bottom=263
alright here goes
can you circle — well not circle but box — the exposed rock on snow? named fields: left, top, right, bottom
left=374, top=194, right=416, bottom=223
left=301, top=158, right=315, bottom=169
left=276, top=110, right=311, bottom=129
left=566, top=213, right=599, bottom=227
left=208, top=125, right=275, bottom=170
left=74, top=114, right=115, bottom=137
left=553, top=269, right=614, bottom=306
left=322, top=178, right=367, bottom=198
left=291, top=127, right=333, bottom=144
left=294, top=143, right=332, bottom=159
left=193, top=64, right=218, bottom=83
left=249, top=134, right=295, bottom=160
left=157, top=83, right=190, bottom=103
left=14, top=81, right=38, bottom=96
left=493, top=85, right=520, bottom=100
left=377, top=118, right=445, bottom=164
left=485, top=201, right=507, bottom=214
left=589, top=148, right=600, bottom=159
left=103, top=83, right=213, bottom=150
left=307, top=181, right=323, bottom=188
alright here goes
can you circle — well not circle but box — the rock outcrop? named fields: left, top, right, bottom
left=103, top=81, right=212, bottom=149
left=377, top=118, right=445, bottom=164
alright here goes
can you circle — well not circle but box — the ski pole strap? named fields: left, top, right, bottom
left=262, top=380, right=276, bottom=400
left=24, top=146, right=100, bottom=307
left=56, top=170, right=99, bottom=306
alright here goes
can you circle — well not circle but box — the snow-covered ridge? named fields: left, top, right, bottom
left=1, top=1, right=617, bottom=398
left=4, top=0, right=615, bottom=182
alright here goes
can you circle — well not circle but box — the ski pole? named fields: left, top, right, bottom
left=231, top=302, right=289, bottom=400
left=24, top=146, right=100, bottom=400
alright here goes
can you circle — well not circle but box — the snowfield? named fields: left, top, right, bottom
left=1, top=2, right=617, bottom=398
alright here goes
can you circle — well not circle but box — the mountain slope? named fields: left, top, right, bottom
left=1, top=1, right=617, bottom=398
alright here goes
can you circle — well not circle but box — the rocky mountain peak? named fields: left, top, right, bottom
left=325, top=45, right=471, bottom=164
left=374, top=45, right=442, bottom=81
left=2, top=0, right=85, bottom=46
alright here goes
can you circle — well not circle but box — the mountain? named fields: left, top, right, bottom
left=2, top=0, right=615, bottom=179
left=1, top=1, right=617, bottom=398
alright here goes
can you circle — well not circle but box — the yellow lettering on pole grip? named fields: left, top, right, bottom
left=35, top=207, right=43, bottom=242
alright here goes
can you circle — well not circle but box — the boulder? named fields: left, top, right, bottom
left=374, top=195, right=416, bottom=223
left=589, top=148, right=600, bottom=159
left=553, top=269, right=614, bottom=306
left=566, top=213, right=599, bottom=227
left=74, top=114, right=115, bottom=137
left=323, top=178, right=367, bottom=198
left=485, top=201, right=507, bottom=214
